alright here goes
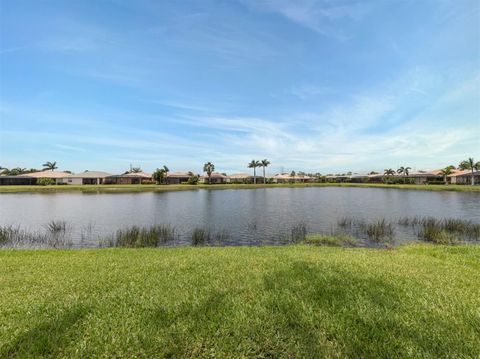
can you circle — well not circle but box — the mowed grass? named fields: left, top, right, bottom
left=0, top=182, right=479, bottom=193
left=1, top=245, right=479, bottom=358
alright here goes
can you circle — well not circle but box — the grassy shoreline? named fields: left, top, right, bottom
left=0, top=182, right=479, bottom=193
left=1, top=245, right=478, bottom=357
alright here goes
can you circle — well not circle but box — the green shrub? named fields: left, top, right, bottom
left=187, top=175, right=199, bottom=185
left=37, top=177, right=55, bottom=186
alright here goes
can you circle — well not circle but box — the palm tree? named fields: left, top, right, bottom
left=397, top=166, right=411, bottom=184
left=439, top=166, right=455, bottom=184
left=162, top=165, right=169, bottom=184
left=384, top=168, right=395, bottom=176
left=248, top=160, right=260, bottom=184
left=260, top=159, right=270, bottom=184
left=131, top=167, right=142, bottom=173
left=203, top=162, right=215, bottom=184
left=459, top=158, right=480, bottom=185
left=42, top=161, right=58, bottom=172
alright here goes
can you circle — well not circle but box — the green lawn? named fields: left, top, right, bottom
left=0, top=182, right=479, bottom=193
left=1, top=245, right=479, bottom=357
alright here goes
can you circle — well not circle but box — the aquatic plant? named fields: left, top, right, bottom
left=45, top=220, right=68, bottom=234
left=0, top=224, right=72, bottom=249
left=107, top=225, right=177, bottom=248
left=290, top=222, right=307, bottom=243
left=398, top=216, right=480, bottom=241
left=192, top=228, right=210, bottom=246
left=363, top=219, right=395, bottom=243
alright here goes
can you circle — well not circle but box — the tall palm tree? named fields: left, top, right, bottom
left=459, top=157, right=480, bottom=185
left=203, top=162, right=215, bottom=184
left=162, top=165, right=169, bottom=184
left=42, top=161, right=58, bottom=172
left=260, top=159, right=270, bottom=184
left=439, top=165, right=456, bottom=185
left=397, top=166, right=411, bottom=184
left=131, top=167, right=142, bottom=173
left=248, top=160, right=260, bottom=184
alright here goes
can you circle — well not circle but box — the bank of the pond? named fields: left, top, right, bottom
left=0, top=182, right=479, bottom=193
left=1, top=245, right=478, bottom=358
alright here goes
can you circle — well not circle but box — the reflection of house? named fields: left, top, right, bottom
left=104, top=172, right=152, bottom=185
left=166, top=172, right=195, bottom=184
left=63, top=171, right=112, bottom=185
left=448, top=170, right=480, bottom=185
left=199, top=172, right=228, bottom=184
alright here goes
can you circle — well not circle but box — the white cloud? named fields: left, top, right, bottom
left=241, top=0, right=371, bottom=39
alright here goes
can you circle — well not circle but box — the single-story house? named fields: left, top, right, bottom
left=0, top=175, right=38, bottom=185
left=62, top=171, right=112, bottom=185
left=273, top=174, right=312, bottom=183
left=104, top=172, right=152, bottom=185
left=199, top=172, right=228, bottom=184
left=402, top=171, right=442, bottom=185
left=166, top=172, right=196, bottom=185
left=367, top=171, right=443, bottom=184
left=448, top=170, right=480, bottom=185
left=227, top=173, right=264, bottom=184
left=24, top=171, right=73, bottom=184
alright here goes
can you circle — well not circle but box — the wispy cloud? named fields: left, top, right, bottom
left=241, top=0, right=371, bottom=39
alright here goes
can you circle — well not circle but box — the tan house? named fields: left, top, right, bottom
left=63, top=171, right=112, bottom=185
left=104, top=172, right=152, bottom=185
left=227, top=173, right=264, bottom=184
left=199, top=172, right=228, bottom=184
left=273, top=173, right=312, bottom=183
left=25, top=171, right=72, bottom=184
left=166, top=172, right=196, bottom=184
left=448, top=170, right=480, bottom=185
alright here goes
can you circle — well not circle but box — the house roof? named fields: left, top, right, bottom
left=24, top=171, right=72, bottom=178
left=121, top=171, right=151, bottom=178
left=66, top=171, right=112, bottom=178
left=228, top=173, right=253, bottom=179
left=167, top=172, right=195, bottom=178
left=200, top=172, right=227, bottom=179
left=448, top=169, right=479, bottom=177
left=274, top=173, right=311, bottom=180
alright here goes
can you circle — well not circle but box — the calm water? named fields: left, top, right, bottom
left=1, top=187, right=479, bottom=247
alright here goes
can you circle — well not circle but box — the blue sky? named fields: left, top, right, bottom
left=0, top=0, right=479, bottom=174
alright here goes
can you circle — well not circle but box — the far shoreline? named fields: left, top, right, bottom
left=0, top=182, right=479, bottom=193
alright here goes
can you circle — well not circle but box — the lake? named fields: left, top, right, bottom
left=1, top=187, right=479, bottom=248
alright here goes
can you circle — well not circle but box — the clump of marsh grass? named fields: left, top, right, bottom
left=0, top=224, right=72, bottom=249
left=398, top=216, right=422, bottom=226
left=363, top=219, right=395, bottom=243
left=191, top=228, right=230, bottom=246
left=0, top=225, right=32, bottom=246
left=337, top=217, right=356, bottom=228
left=290, top=222, right=307, bottom=243
left=44, top=220, right=68, bottom=234
left=192, top=228, right=210, bottom=246
left=303, top=233, right=357, bottom=247
left=335, top=217, right=396, bottom=244
left=419, top=226, right=458, bottom=245
left=105, top=225, right=177, bottom=248
left=399, top=216, right=480, bottom=242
